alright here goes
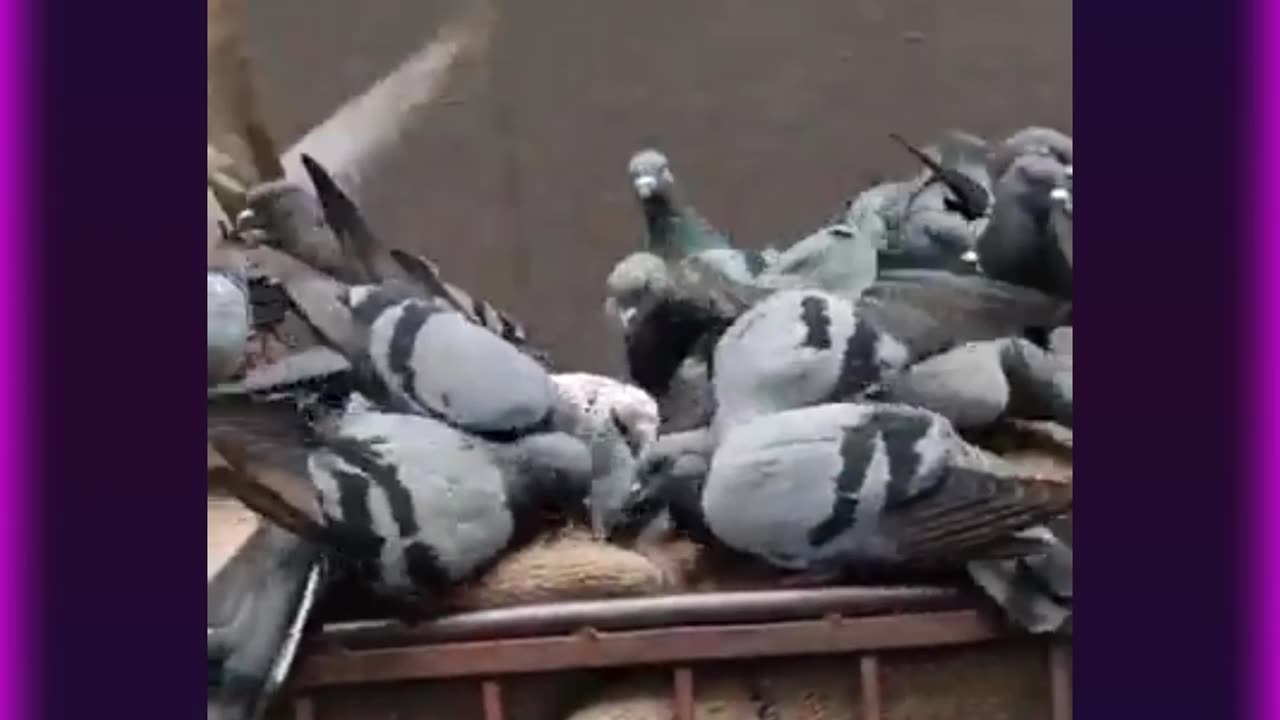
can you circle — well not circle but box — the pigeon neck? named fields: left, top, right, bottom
left=642, top=192, right=717, bottom=257
left=663, top=474, right=714, bottom=545
left=641, top=192, right=682, bottom=253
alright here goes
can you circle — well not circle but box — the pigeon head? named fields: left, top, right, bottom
left=990, top=127, right=1073, bottom=182
left=608, top=395, right=660, bottom=457
left=337, top=281, right=420, bottom=327
left=627, top=149, right=675, bottom=200
left=605, top=431, right=711, bottom=543
left=604, top=252, right=673, bottom=330
left=509, top=431, right=596, bottom=509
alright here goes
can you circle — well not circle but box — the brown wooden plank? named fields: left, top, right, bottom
left=480, top=680, right=504, bottom=720
left=860, top=654, right=882, bottom=720
left=292, top=609, right=1004, bottom=687
left=1049, top=642, right=1072, bottom=720
left=208, top=495, right=263, bottom=583
left=672, top=667, right=694, bottom=720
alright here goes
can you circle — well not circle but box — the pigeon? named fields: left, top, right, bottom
left=977, top=152, right=1074, bottom=299
left=881, top=337, right=1073, bottom=429
left=608, top=253, right=1068, bottom=433
left=989, top=126, right=1073, bottom=183
left=627, top=149, right=778, bottom=282
left=710, top=289, right=911, bottom=432
left=605, top=252, right=739, bottom=432
left=879, top=183, right=985, bottom=274
left=337, top=282, right=559, bottom=439
left=237, top=178, right=359, bottom=283
left=608, top=402, right=1072, bottom=633
left=704, top=277, right=1071, bottom=422
left=208, top=259, right=252, bottom=385
left=235, top=154, right=549, bottom=365
left=1049, top=165, right=1073, bottom=270
left=888, top=133, right=991, bottom=223
left=550, top=373, right=660, bottom=535
left=628, top=148, right=732, bottom=259
left=842, top=179, right=913, bottom=252
left=836, top=133, right=992, bottom=273
left=758, top=223, right=879, bottom=296
left=208, top=395, right=595, bottom=618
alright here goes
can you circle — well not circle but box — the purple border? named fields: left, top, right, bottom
left=0, top=0, right=28, bottom=713
left=1259, top=0, right=1279, bottom=714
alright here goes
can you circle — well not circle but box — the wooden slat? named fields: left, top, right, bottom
left=207, top=495, right=262, bottom=583
left=293, top=609, right=1003, bottom=687
left=1049, top=642, right=1071, bottom=720
left=480, top=680, right=504, bottom=720
left=291, top=695, right=314, bottom=720
left=672, top=667, right=694, bottom=720
left=860, top=654, right=882, bottom=720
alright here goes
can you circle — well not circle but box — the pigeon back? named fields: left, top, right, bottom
left=308, top=410, right=516, bottom=592
left=365, top=298, right=556, bottom=436
left=712, top=290, right=908, bottom=428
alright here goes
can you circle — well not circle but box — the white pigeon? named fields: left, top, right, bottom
left=551, top=373, right=659, bottom=535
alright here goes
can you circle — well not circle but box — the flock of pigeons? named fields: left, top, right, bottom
left=206, top=126, right=1074, bottom=673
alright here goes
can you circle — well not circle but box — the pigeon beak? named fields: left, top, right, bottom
left=633, top=175, right=658, bottom=199
left=619, top=307, right=638, bottom=328
left=961, top=249, right=980, bottom=264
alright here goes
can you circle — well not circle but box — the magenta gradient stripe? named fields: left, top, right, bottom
left=0, top=0, right=28, bottom=714
left=1258, top=0, right=1280, bottom=716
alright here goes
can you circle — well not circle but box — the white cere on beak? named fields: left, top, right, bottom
left=960, top=249, right=980, bottom=264
left=619, top=307, right=638, bottom=328
left=345, top=285, right=376, bottom=309
left=633, top=175, right=658, bottom=199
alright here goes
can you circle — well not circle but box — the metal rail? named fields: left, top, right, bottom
left=287, top=587, right=1071, bottom=720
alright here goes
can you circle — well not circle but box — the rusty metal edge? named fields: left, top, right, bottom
left=292, top=609, right=1007, bottom=687
left=307, top=585, right=977, bottom=649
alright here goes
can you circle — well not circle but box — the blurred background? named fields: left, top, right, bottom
left=243, top=0, right=1072, bottom=374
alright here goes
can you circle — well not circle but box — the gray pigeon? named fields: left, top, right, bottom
left=235, top=154, right=548, bottom=364
left=628, top=148, right=733, bottom=259
left=977, top=151, right=1074, bottom=299
left=843, top=179, right=912, bottom=252
left=707, top=285, right=1070, bottom=433
left=608, top=402, right=1071, bottom=633
left=627, top=149, right=779, bottom=282
left=1049, top=165, right=1073, bottom=269
left=208, top=396, right=594, bottom=617
left=608, top=255, right=1068, bottom=434
left=605, top=252, right=738, bottom=433
left=989, top=126, right=1073, bottom=183
left=889, top=132, right=991, bottom=223
left=711, top=289, right=911, bottom=432
left=882, top=337, right=1073, bottom=429
left=759, top=223, right=879, bottom=297
left=208, top=261, right=251, bottom=385
left=842, top=132, right=993, bottom=273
